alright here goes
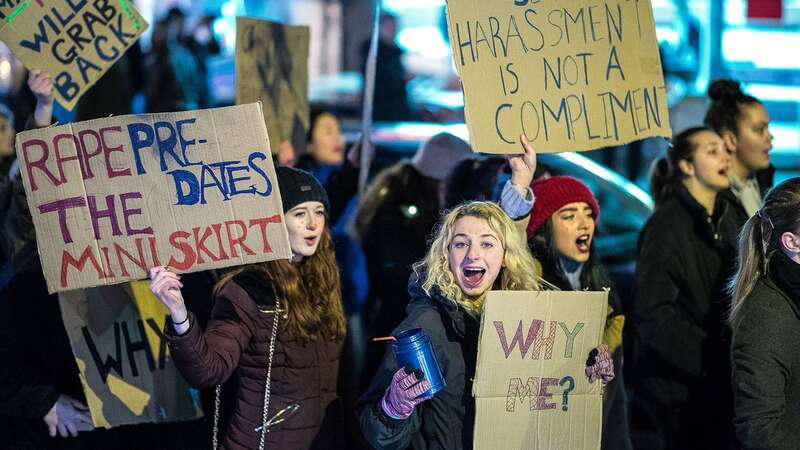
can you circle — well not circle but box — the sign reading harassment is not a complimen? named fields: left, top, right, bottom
left=15, top=103, right=292, bottom=293
left=0, top=0, right=147, bottom=111
left=446, top=0, right=671, bottom=154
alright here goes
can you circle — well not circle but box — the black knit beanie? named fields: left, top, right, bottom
left=276, top=166, right=330, bottom=213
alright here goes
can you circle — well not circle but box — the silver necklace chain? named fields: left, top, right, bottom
left=211, top=301, right=281, bottom=450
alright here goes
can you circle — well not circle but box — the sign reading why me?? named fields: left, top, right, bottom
left=473, top=290, right=608, bottom=450
left=446, top=0, right=671, bottom=154
left=15, top=103, right=292, bottom=293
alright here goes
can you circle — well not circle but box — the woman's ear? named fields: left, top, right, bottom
left=677, top=159, right=695, bottom=178
left=721, top=129, right=738, bottom=155
left=780, top=231, right=800, bottom=255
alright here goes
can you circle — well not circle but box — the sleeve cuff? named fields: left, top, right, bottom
left=164, top=313, right=196, bottom=340
left=500, top=180, right=535, bottom=219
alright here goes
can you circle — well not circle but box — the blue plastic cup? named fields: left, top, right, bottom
left=391, top=328, right=446, bottom=397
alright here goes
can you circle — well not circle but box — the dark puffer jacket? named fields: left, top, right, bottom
left=166, top=271, right=345, bottom=450
left=357, top=274, right=480, bottom=450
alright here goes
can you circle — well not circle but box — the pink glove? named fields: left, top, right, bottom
left=585, top=344, right=615, bottom=384
left=381, top=368, right=433, bottom=420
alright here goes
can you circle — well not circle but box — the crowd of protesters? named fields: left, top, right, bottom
left=0, top=7, right=798, bottom=450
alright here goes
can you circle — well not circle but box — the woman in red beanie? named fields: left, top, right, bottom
left=523, top=175, right=633, bottom=450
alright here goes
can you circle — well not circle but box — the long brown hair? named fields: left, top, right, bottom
left=218, top=227, right=346, bottom=343
left=728, top=178, right=800, bottom=324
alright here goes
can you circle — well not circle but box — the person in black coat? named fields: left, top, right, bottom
left=355, top=132, right=473, bottom=389
left=0, top=70, right=55, bottom=285
left=362, top=13, right=414, bottom=122
left=729, top=177, right=800, bottom=450
left=631, top=126, right=743, bottom=450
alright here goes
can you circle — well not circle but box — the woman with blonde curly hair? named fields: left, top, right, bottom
left=357, top=138, right=615, bottom=449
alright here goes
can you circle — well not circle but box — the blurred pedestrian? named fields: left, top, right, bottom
left=704, top=79, right=774, bottom=217
left=145, top=8, right=204, bottom=113
left=631, top=127, right=740, bottom=449
left=363, top=13, right=414, bottom=122
left=356, top=132, right=473, bottom=387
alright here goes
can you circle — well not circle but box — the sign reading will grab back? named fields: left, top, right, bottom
left=0, top=0, right=147, bottom=111
left=446, top=0, right=671, bottom=154
left=15, top=103, right=292, bottom=293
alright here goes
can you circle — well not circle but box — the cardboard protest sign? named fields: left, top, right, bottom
left=473, top=290, right=608, bottom=450
left=236, top=17, right=310, bottom=157
left=15, top=103, right=292, bottom=293
left=0, top=0, right=147, bottom=111
left=59, top=281, right=203, bottom=427
left=446, top=0, right=671, bottom=154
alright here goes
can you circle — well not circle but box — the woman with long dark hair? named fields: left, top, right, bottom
left=525, top=176, right=632, bottom=450
left=632, top=126, right=740, bottom=449
left=149, top=167, right=346, bottom=450
left=729, top=178, right=800, bottom=450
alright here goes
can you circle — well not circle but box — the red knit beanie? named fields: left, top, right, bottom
left=526, top=176, right=600, bottom=236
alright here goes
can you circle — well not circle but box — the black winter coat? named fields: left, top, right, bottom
left=631, top=187, right=743, bottom=406
left=166, top=270, right=345, bottom=450
left=357, top=274, right=479, bottom=450
left=731, top=253, right=800, bottom=450
left=358, top=164, right=441, bottom=383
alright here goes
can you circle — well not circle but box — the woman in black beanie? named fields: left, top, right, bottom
left=149, top=167, right=347, bottom=450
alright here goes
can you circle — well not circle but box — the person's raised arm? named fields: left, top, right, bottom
left=149, top=266, right=256, bottom=388
left=149, top=266, right=190, bottom=335
left=28, top=70, right=54, bottom=129
left=501, top=133, right=537, bottom=237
